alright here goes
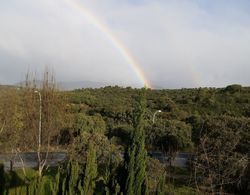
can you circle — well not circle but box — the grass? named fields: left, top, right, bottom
left=164, top=166, right=197, bottom=194
left=3, top=166, right=198, bottom=195
left=165, top=183, right=197, bottom=195
left=4, top=167, right=58, bottom=195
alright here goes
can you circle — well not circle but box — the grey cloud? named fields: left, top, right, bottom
left=92, top=0, right=250, bottom=88
left=0, top=0, right=250, bottom=88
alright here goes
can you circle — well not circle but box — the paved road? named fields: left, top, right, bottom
left=0, top=152, right=67, bottom=171
left=0, top=151, right=190, bottom=171
left=121, top=151, right=191, bottom=167
left=149, top=152, right=191, bottom=167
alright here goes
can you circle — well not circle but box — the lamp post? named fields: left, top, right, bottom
left=34, top=90, right=42, bottom=163
left=153, top=110, right=162, bottom=123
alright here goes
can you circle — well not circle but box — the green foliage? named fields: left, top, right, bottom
left=0, top=168, right=62, bottom=194
left=0, top=88, right=23, bottom=151
left=71, top=131, right=121, bottom=168
left=51, top=167, right=60, bottom=195
left=68, top=130, right=121, bottom=194
left=60, top=159, right=82, bottom=195
left=146, top=119, right=193, bottom=156
left=165, top=184, right=197, bottom=195
left=74, top=113, right=106, bottom=134
left=156, top=172, right=165, bottom=195
left=194, top=116, right=249, bottom=194
left=146, top=158, right=165, bottom=193
left=224, top=84, right=243, bottom=93
left=83, top=141, right=98, bottom=195
left=124, top=89, right=148, bottom=195
left=1, top=84, right=250, bottom=194
left=22, top=160, right=80, bottom=195
left=186, top=114, right=204, bottom=144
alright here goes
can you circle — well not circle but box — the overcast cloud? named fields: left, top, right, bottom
left=0, top=0, right=250, bottom=88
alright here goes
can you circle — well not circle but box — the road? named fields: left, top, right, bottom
left=0, top=152, right=67, bottom=171
left=0, top=151, right=190, bottom=171
left=148, top=151, right=191, bottom=167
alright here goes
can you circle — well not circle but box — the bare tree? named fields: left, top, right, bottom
left=193, top=117, right=248, bottom=194
left=20, top=69, right=66, bottom=177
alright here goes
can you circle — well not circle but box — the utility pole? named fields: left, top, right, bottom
left=34, top=90, right=42, bottom=176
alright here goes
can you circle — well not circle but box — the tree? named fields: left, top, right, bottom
left=148, top=119, right=193, bottom=166
left=146, top=158, right=166, bottom=194
left=193, top=117, right=248, bottom=194
left=19, top=70, right=66, bottom=177
left=163, top=120, right=192, bottom=158
left=73, top=113, right=106, bottom=135
left=224, top=84, right=242, bottom=93
left=124, top=89, right=148, bottom=195
left=61, top=159, right=82, bottom=195
left=0, top=88, right=23, bottom=152
left=156, top=172, right=166, bottom=195
left=68, top=129, right=121, bottom=194
left=82, top=140, right=98, bottom=195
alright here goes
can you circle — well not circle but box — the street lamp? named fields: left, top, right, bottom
left=153, top=110, right=162, bottom=123
left=34, top=90, right=42, bottom=156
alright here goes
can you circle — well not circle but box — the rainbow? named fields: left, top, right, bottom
left=63, top=0, right=151, bottom=88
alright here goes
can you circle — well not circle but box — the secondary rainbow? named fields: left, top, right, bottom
left=63, top=0, right=151, bottom=88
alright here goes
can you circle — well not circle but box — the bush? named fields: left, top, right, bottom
left=224, top=84, right=242, bottom=93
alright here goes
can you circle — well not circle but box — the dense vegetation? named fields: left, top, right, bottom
left=0, top=78, right=250, bottom=194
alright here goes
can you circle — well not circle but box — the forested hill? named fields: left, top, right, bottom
left=1, top=84, right=250, bottom=194
left=66, top=84, right=250, bottom=119
left=64, top=85, right=250, bottom=153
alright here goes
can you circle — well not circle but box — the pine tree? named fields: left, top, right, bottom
left=124, top=89, right=148, bottom=195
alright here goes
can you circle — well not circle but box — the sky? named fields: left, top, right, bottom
left=0, top=0, right=250, bottom=88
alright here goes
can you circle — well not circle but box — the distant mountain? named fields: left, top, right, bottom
left=0, top=85, right=15, bottom=93
left=14, top=80, right=111, bottom=90
left=0, top=84, right=15, bottom=89
left=13, top=80, right=143, bottom=90
left=57, top=81, right=110, bottom=90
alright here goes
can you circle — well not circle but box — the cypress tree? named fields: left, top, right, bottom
left=28, top=177, right=38, bottom=195
left=125, top=148, right=135, bottom=195
left=70, top=160, right=80, bottom=195
left=124, top=89, right=148, bottom=195
left=51, top=166, right=61, bottom=195
left=61, top=159, right=81, bottom=195
left=82, top=140, right=97, bottom=195
left=156, top=173, right=166, bottom=195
